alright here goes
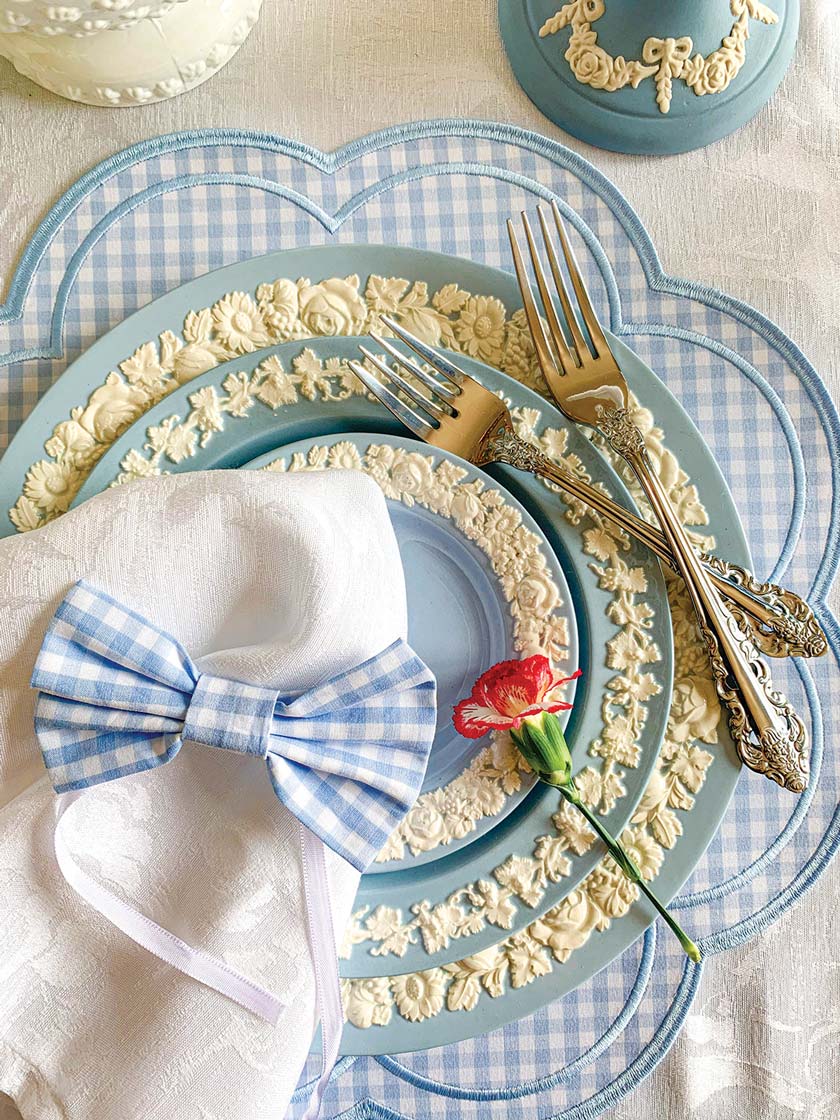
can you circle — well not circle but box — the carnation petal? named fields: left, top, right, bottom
left=453, top=699, right=513, bottom=739
left=454, top=660, right=582, bottom=740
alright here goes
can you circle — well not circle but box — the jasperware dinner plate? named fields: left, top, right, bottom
left=247, top=430, right=581, bottom=863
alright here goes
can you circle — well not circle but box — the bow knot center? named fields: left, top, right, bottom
left=182, top=674, right=278, bottom=758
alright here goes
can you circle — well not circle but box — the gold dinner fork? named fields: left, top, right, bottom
left=507, top=202, right=808, bottom=793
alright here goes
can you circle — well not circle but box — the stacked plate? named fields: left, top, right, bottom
left=0, top=244, right=747, bottom=1052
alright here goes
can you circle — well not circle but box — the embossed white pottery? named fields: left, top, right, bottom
left=0, top=0, right=262, bottom=105
left=1, top=0, right=192, bottom=37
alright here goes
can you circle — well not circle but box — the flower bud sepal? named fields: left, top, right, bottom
left=509, top=711, right=573, bottom=785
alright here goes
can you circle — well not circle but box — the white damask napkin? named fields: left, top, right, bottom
left=0, top=469, right=411, bottom=1120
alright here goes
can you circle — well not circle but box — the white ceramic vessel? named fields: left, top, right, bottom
left=0, top=0, right=194, bottom=37
left=0, top=0, right=262, bottom=105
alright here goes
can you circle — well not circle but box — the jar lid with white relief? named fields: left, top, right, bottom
left=498, top=0, right=799, bottom=154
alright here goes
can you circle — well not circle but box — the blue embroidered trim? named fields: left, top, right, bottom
left=555, top=956, right=704, bottom=1120
left=290, top=1056, right=358, bottom=1106
left=0, top=162, right=619, bottom=369
left=1, top=121, right=831, bottom=918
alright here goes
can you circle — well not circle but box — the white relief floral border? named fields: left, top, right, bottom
left=5, top=270, right=718, bottom=1024
left=9, top=274, right=547, bottom=534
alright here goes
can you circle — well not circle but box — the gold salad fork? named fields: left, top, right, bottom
left=506, top=203, right=808, bottom=793
left=348, top=320, right=823, bottom=665
left=349, top=312, right=810, bottom=792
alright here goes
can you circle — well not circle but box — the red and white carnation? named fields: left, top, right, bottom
left=453, top=654, right=582, bottom=739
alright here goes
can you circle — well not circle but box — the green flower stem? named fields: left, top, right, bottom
left=554, top=780, right=702, bottom=964
left=509, top=711, right=700, bottom=961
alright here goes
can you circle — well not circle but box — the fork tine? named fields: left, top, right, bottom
left=359, top=344, right=450, bottom=419
left=369, top=332, right=459, bottom=403
left=348, top=358, right=436, bottom=440
left=520, top=212, right=580, bottom=375
left=506, top=218, right=567, bottom=387
left=379, top=315, right=466, bottom=388
left=536, top=206, right=590, bottom=361
left=549, top=200, right=609, bottom=356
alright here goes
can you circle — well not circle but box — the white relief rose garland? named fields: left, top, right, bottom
left=6, top=270, right=719, bottom=1026
left=539, top=0, right=779, bottom=114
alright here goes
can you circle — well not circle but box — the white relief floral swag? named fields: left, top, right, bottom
left=539, top=0, right=779, bottom=114
left=10, top=274, right=544, bottom=534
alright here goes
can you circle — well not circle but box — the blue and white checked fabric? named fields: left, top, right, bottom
left=32, top=580, right=437, bottom=872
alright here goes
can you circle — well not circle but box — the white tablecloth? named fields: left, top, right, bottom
left=0, top=3, right=838, bottom=1117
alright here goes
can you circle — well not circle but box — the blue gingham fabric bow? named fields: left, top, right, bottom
left=31, top=579, right=436, bottom=1119
left=33, top=580, right=437, bottom=872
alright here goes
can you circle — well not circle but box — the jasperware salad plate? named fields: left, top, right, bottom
left=66, top=332, right=674, bottom=980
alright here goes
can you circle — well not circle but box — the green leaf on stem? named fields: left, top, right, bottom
left=508, top=713, right=701, bottom=964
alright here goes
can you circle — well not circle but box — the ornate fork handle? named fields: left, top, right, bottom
left=594, top=406, right=808, bottom=793
left=485, top=428, right=826, bottom=661
left=701, top=555, right=826, bottom=660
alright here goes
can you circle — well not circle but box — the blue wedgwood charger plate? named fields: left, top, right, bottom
left=0, top=244, right=749, bottom=1053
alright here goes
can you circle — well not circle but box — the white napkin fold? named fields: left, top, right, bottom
left=0, top=469, right=409, bottom=1120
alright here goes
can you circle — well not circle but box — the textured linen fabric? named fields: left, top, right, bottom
left=0, top=3, right=838, bottom=1118
left=0, top=468, right=411, bottom=1119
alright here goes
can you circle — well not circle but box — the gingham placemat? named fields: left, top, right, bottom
left=1, top=122, right=837, bottom=1120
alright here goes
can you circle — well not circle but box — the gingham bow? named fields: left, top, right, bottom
left=32, top=580, right=437, bottom=872
left=31, top=579, right=437, bottom=1119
